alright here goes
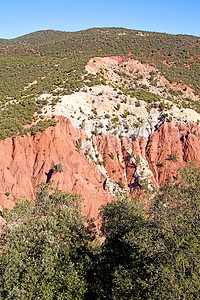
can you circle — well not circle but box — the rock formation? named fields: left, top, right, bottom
left=0, top=117, right=114, bottom=221
left=0, top=116, right=200, bottom=223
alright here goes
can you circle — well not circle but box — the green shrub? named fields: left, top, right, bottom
left=169, top=150, right=179, bottom=162
left=117, top=177, right=125, bottom=189
left=52, top=163, right=63, bottom=173
left=76, top=137, right=82, bottom=152
left=109, top=152, right=114, bottom=160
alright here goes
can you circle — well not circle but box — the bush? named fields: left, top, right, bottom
left=169, top=150, right=179, bottom=162
left=76, top=137, right=82, bottom=152
left=109, top=152, right=114, bottom=160
left=117, top=178, right=125, bottom=189
left=52, top=163, right=63, bottom=173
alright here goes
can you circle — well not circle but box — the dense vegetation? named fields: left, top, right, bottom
left=1, top=164, right=199, bottom=299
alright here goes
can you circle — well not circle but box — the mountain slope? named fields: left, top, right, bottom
left=1, top=28, right=199, bottom=98
left=0, top=28, right=200, bottom=219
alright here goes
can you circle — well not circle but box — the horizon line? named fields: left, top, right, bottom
left=1, top=26, right=200, bottom=40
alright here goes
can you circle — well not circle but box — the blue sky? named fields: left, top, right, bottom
left=1, top=0, right=200, bottom=39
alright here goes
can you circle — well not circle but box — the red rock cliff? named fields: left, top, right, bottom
left=145, top=122, right=200, bottom=184
left=0, top=118, right=200, bottom=221
left=0, top=117, right=114, bottom=221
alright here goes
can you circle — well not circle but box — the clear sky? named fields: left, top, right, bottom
left=1, top=0, right=200, bottom=39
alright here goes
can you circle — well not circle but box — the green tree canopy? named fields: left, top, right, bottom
left=0, top=164, right=200, bottom=299
left=0, top=182, right=94, bottom=299
left=87, top=164, right=200, bottom=299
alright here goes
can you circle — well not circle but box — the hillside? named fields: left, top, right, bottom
left=0, top=28, right=199, bottom=140
left=0, top=27, right=199, bottom=213
left=0, top=28, right=200, bottom=299
left=0, top=28, right=200, bottom=209
left=1, top=28, right=200, bottom=98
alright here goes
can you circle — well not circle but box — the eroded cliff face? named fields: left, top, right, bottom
left=145, top=122, right=200, bottom=184
left=0, top=117, right=200, bottom=221
left=0, top=117, right=114, bottom=221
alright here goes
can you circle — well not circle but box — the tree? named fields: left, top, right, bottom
left=86, top=164, right=200, bottom=299
left=85, top=194, right=150, bottom=299
left=147, top=163, right=200, bottom=299
left=1, top=164, right=200, bottom=299
left=0, top=182, right=94, bottom=299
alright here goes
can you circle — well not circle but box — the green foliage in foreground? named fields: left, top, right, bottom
left=89, top=164, right=200, bottom=299
left=0, top=183, right=94, bottom=299
left=0, top=164, right=200, bottom=299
